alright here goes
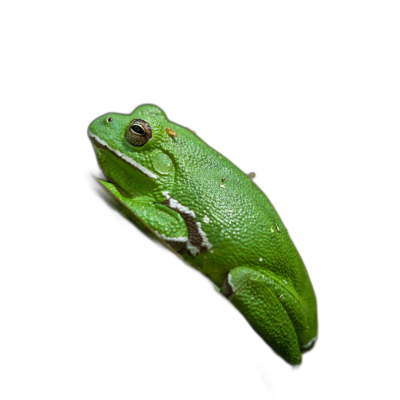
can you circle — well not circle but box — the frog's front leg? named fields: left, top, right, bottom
left=221, top=267, right=313, bottom=365
left=125, top=198, right=188, bottom=251
left=98, top=180, right=188, bottom=251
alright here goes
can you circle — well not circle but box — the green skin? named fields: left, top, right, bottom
left=89, top=105, right=317, bottom=365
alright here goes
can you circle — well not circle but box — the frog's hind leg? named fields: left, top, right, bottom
left=221, top=267, right=303, bottom=365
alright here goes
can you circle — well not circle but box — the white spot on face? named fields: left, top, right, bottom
left=259, top=258, right=263, bottom=262
left=203, top=215, right=210, bottom=224
left=220, top=184, right=226, bottom=188
left=270, top=227, right=274, bottom=232
left=210, top=250, right=214, bottom=254
left=88, top=131, right=158, bottom=179
left=279, top=294, right=284, bottom=299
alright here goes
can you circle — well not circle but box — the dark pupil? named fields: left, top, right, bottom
left=131, top=125, right=145, bottom=135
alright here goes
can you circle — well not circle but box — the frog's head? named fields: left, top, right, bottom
left=88, top=105, right=173, bottom=197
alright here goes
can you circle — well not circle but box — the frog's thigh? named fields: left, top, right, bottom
left=221, top=267, right=302, bottom=365
left=129, top=201, right=188, bottom=247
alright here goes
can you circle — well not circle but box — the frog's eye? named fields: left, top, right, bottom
left=106, top=117, right=112, bottom=122
left=125, top=119, right=152, bottom=147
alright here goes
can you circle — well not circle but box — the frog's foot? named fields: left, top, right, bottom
left=221, top=267, right=316, bottom=365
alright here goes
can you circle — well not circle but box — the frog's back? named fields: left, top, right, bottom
left=163, top=125, right=310, bottom=283
left=168, top=123, right=315, bottom=338
left=90, top=105, right=317, bottom=364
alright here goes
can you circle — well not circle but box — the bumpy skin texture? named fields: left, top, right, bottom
left=89, top=105, right=318, bottom=365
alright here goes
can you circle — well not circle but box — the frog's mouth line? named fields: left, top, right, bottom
left=88, top=131, right=158, bottom=180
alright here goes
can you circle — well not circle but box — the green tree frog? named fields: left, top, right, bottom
left=88, top=105, right=317, bottom=365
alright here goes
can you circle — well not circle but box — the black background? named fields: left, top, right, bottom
left=21, top=27, right=384, bottom=398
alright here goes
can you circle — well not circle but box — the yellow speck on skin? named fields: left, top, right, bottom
left=220, top=184, right=226, bottom=188
left=165, top=127, right=178, bottom=137
left=276, top=225, right=280, bottom=231
left=270, top=227, right=274, bottom=232
left=259, top=258, right=263, bottom=262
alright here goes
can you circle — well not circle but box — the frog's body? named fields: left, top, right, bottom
left=89, top=105, right=317, bottom=365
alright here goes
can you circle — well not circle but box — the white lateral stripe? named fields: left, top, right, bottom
left=162, top=191, right=212, bottom=256
left=162, top=191, right=195, bottom=218
left=156, top=232, right=188, bottom=243
left=89, top=131, right=158, bottom=179
left=227, top=273, right=235, bottom=292
left=302, top=336, right=317, bottom=350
